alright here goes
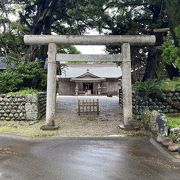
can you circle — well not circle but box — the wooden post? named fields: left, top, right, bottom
left=121, top=43, right=133, bottom=126
left=83, top=100, right=84, bottom=113
left=75, top=83, right=79, bottom=95
left=78, top=100, right=80, bottom=115
left=90, top=99, right=91, bottom=112
left=98, top=83, right=101, bottom=95
left=97, top=99, right=99, bottom=115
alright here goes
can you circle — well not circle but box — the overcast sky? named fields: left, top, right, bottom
left=74, top=29, right=106, bottom=54
left=75, top=45, right=106, bottom=54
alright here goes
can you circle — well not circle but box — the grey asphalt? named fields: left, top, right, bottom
left=0, top=136, right=180, bottom=180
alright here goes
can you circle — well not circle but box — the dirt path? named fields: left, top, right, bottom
left=55, top=96, right=124, bottom=136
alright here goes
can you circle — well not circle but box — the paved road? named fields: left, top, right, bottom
left=0, top=136, right=179, bottom=180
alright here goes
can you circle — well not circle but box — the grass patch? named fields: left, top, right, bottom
left=0, top=120, right=58, bottom=137
left=160, top=78, right=180, bottom=91
left=133, top=78, right=180, bottom=92
left=7, top=88, right=38, bottom=95
left=167, top=116, right=180, bottom=128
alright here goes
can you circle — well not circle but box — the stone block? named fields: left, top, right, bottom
left=4, top=113, right=8, bottom=117
left=151, top=110, right=160, bottom=132
left=25, top=103, right=38, bottom=112
left=0, top=94, right=6, bottom=98
left=161, top=138, right=173, bottom=147
left=168, top=143, right=180, bottom=152
left=0, top=102, right=5, bottom=106
left=9, top=114, right=13, bottom=117
left=25, top=112, right=38, bottom=121
left=25, top=94, right=38, bottom=103
left=6, top=109, right=11, bottom=113
left=11, top=110, right=16, bottom=114
left=14, top=113, right=19, bottom=118
left=0, top=92, right=46, bottom=122
left=19, top=113, right=24, bottom=117
left=156, top=114, right=168, bottom=136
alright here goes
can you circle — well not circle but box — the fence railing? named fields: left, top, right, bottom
left=78, top=99, right=99, bottom=115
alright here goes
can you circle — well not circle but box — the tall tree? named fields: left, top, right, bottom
left=1, top=0, right=179, bottom=80
left=165, top=0, right=180, bottom=47
left=0, top=0, right=82, bottom=62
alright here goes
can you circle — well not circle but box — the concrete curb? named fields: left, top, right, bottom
left=0, top=134, right=131, bottom=142
left=150, top=138, right=180, bottom=163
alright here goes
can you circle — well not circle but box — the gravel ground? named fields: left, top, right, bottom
left=55, top=96, right=125, bottom=137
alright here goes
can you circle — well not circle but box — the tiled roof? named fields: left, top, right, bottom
left=59, top=64, right=122, bottom=78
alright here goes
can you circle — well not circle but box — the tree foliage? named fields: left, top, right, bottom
left=0, top=61, right=47, bottom=93
left=165, top=0, right=180, bottom=47
left=0, top=0, right=81, bottom=62
left=162, top=33, right=180, bottom=70
left=0, top=0, right=179, bottom=82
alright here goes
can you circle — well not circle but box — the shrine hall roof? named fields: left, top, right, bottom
left=59, top=64, right=122, bottom=78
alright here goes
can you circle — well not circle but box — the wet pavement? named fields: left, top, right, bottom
left=0, top=136, right=180, bottom=180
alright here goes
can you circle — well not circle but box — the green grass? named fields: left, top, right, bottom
left=167, top=116, right=180, bottom=128
left=7, top=88, right=38, bottom=95
left=0, top=120, right=58, bottom=137
left=133, top=78, right=180, bottom=92
left=160, top=78, right=180, bottom=91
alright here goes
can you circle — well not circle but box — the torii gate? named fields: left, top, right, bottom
left=24, top=35, right=155, bottom=130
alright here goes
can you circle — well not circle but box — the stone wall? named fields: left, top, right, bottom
left=38, top=92, right=46, bottom=118
left=119, top=90, right=180, bottom=117
left=0, top=92, right=46, bottom=121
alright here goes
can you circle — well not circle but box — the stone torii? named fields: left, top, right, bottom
left=24, top=35, right=156, bottom=130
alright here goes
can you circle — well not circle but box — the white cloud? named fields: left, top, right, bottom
left=75, top=45, right=106, bottom=54
left=75, top=29, right=106, bottom=54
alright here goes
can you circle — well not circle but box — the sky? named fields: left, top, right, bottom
left=74, top=29, right=106, bottom=54
left=75, top=45, right=106, bottom=54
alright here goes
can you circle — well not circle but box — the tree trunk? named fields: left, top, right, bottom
left=165, top=0, right=180, bottom=47
left=165, top=64, right=180, bottom=79
left=142, top=0, right=165, bottom=81
left=143, top=47, right=159, bottom=81
left=26, top=0, right=58, bottom=61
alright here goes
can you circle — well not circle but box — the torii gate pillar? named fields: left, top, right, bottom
left=41, top=43, right=59, bottom=130
left=24, top=35, right=156, bottom=130
left=121, top=43, right=133, bottom=127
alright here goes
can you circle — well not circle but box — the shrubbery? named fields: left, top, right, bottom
left=7, top=88, right=38, bottom=95
left=0, top=62, right=47, bottom=94
left=133, top=80, right=162, bottom=97
left=133, top=78, right=180, bottom=96
left=162, top=30, right=180, bottom=70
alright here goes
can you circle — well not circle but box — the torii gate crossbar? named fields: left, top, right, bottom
left=24, top=35, right=155, bottom=129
